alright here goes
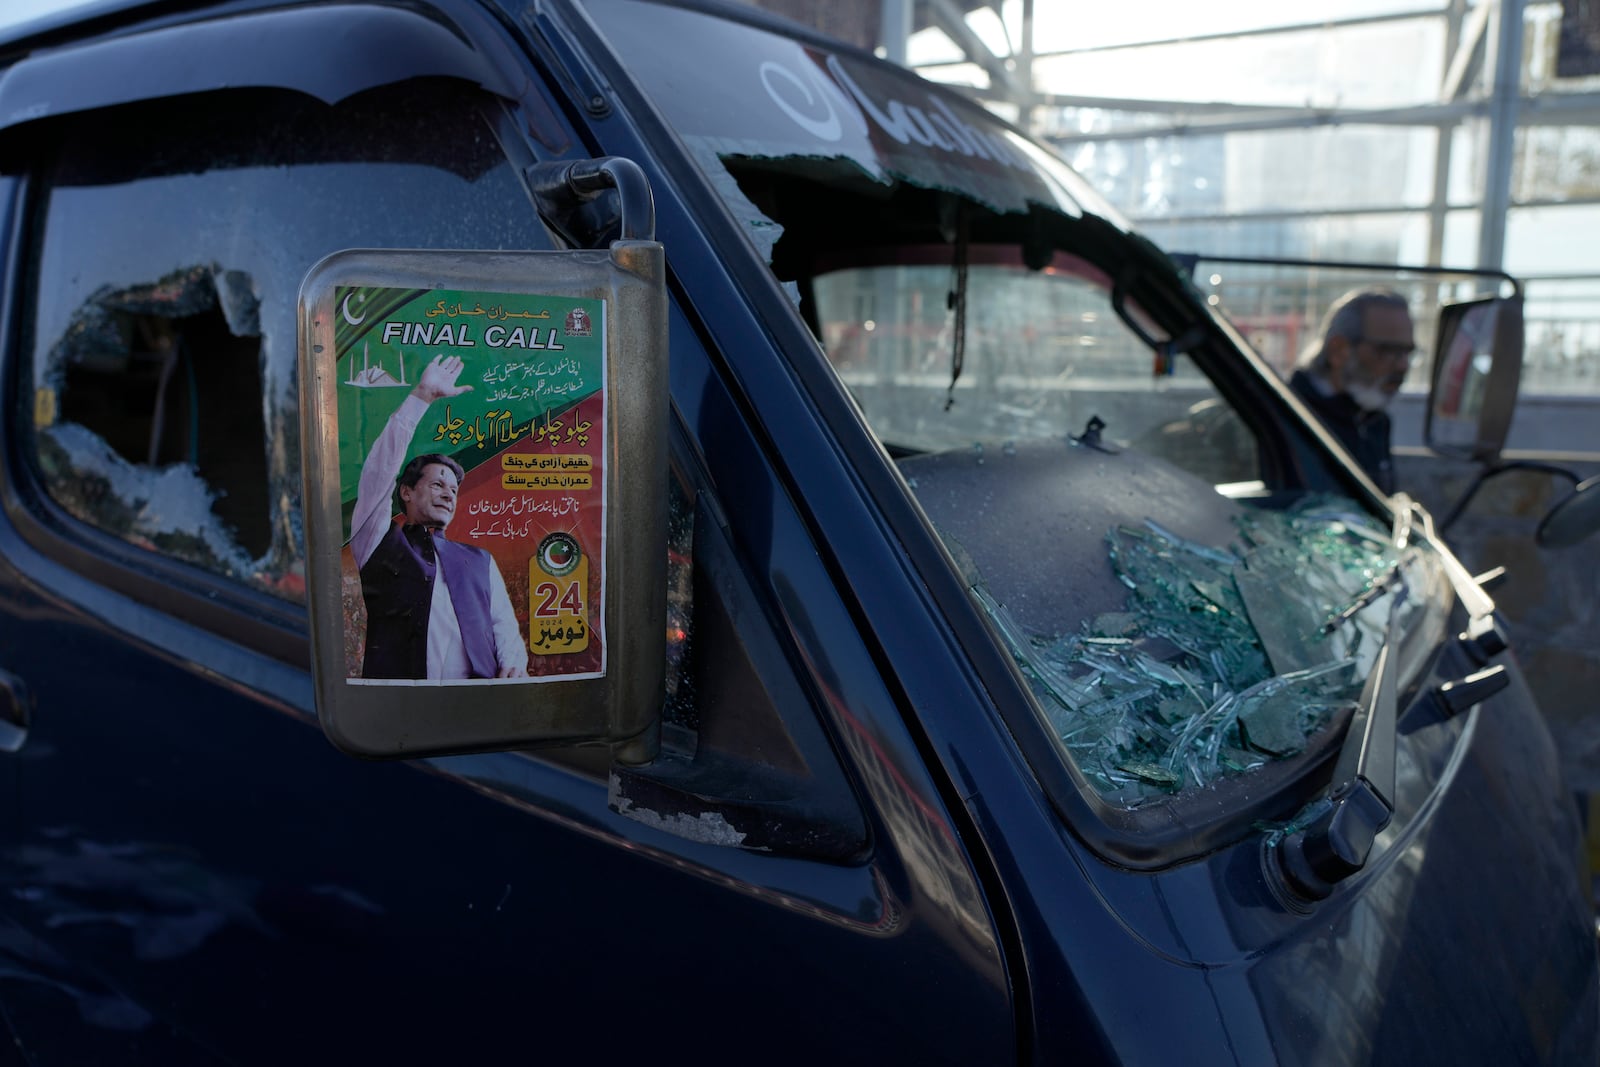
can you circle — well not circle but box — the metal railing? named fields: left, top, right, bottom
left=1172, top=256, right=1600, bottom=398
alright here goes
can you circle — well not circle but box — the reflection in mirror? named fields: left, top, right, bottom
left=1537, top=474, right=1600, bottom=548
left=1426, top=292, right=1523, bottom=463
left=1427, top=297, right=1498, bottom=455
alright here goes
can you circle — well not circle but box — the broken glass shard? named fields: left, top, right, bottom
left=976, top=497, right=1421, bottom=805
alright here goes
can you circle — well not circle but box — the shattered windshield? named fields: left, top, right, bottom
left=590, top=0, right=1450, bottom=809
left=803, top=246, right=1447, bottom=804
left=977, top=500, right=1445, bottom=803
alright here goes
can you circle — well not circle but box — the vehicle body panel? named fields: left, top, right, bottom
left=0, top=0, right=1588, bottom=1063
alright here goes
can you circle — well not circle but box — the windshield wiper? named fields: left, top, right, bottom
left=1320, top=559, right=1405, bottom=635
left=1272, top=503, right=1415, bottom=902
left=1272, top=627, right=1397, bottom=902
left=1273, top=499, right=1518, bottom=903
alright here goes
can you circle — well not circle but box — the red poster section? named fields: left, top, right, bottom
left=453, top=392, right=606, bottom=678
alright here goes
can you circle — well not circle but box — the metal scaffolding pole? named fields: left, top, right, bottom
left=881, top=0, right=912, bottom=65
left=1479, top=0, right=1526, bottom=271
left=1018, top=0, right=1035, bottom=132
left=1428, top=0, right=1473, bottom=270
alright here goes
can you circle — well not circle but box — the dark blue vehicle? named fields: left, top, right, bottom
left=0, top=0, right=1594, bottom=1062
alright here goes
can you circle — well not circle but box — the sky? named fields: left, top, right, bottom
left=915, top=0, right=1436, bottom=58
left=2, top=0, right=100, bottom=34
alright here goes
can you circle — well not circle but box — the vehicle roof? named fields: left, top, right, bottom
left=0, top=0, right=879, bottom=64
left=0, top=0, right=135, bottom=45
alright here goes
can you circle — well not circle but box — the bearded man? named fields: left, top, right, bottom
left=1289, top=288, right=1416, bottom=494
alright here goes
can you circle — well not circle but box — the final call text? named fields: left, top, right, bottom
left=382, top=322, right=566, bottom=350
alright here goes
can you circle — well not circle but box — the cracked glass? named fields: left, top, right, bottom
left=588, top=0, right=1450, bottom=809
left=977, top=499, right=1443, bottom=804
left=24, top=80, right=550, bottom=602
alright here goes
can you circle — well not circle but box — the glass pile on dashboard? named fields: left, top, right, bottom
left=978, top=499, right=1404, bottom=805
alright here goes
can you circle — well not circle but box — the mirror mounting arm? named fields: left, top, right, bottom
left=1440, top=460, right=1579, bottom=533
left=527, top=156, right=656, bottom=246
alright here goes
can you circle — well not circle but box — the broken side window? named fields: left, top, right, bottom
left=37, top=265, right=269, bottom=581
left=22, top=81, right=551, bottom=602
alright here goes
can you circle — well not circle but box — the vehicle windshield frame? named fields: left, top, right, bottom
left=568, top=0, right=1459, bottom=865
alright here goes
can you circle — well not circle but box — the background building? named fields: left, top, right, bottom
left=752, top=0, right=1600, bottom=430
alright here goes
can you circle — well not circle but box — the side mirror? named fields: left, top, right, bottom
left=1425, top=293, right=1523, bottom=463
left=1537, top=474, right=1600, bottom=548
left=298, top=240, right=668, bottom=764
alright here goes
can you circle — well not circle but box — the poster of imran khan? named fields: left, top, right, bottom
left=333, top=285, right=606, bottom=685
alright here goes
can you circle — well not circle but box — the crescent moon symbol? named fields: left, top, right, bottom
left=341, top=292, right=366, bottom=326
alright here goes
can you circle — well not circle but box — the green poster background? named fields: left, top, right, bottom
left=332, top=284, right=608, bottom=680
left=334, top=286, right=604, bottom=537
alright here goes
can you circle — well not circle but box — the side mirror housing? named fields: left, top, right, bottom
left=298, top=243, right=668, bottom=763
left=1425, top=293, right=1523, bottom=463
left=1538, top=474, right=1600, bottom=548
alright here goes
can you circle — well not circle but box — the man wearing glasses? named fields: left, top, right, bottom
left=1289, top=287, right=1416, bottom=494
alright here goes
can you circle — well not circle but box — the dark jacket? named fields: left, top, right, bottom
left=359, top=522, right=499, bottom=679
left=1289, top=369, right=1396, bottom=494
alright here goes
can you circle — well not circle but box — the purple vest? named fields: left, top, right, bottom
left=359, top=522, right=500, bottom=679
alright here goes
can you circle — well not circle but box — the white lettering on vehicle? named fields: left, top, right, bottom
left=757, top=52, right=1032, bottom=175
left=759, top=60, right=846, bottom=141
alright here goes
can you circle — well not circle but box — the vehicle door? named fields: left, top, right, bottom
left=0, top=3, right=1012, bottom=1063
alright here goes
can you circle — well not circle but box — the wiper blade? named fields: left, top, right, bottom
left=1315, top=495, right=1424, bottom=638
left=1272, top=624, right=1398, bottom=903
left=1320, top=560, right=1405, bottom=635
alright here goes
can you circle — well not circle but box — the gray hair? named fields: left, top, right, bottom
left=1298, top=287, right=1412, bottom=374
